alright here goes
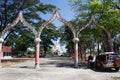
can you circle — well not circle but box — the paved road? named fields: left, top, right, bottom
left=0, top=57, right=120, bottom=80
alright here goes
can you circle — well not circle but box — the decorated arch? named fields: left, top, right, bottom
left=1, top=11, right=38, bottom=38
left=39, top=8, right=76, bottom=38
left=38, top=8, right=79, bottom=68
left=0, top=9, right=101, bottom=69
left=0, top=9, right=81, bottom=69
left=0, top=11, right=38, bottom=68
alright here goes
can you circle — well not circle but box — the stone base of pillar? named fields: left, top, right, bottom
left=34, top=63, right=40, bottom=70
left=75, top=64, right=79, bottom=68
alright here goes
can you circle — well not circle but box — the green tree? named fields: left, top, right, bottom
left=69, top=0, right=120, bottom=52
left=59, top=22, right=74, bottom=53
left=0, top=0, right=58, bottom=54
left=41, top=24, right=59, bottom=54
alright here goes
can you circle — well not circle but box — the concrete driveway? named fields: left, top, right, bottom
left=0, top=57, right=120, bottom=80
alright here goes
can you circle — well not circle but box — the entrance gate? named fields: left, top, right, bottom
left=0, top=8, right=80, bottom=69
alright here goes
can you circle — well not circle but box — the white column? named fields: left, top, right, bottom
left=0, top=38, right=4, bottom=68
left=34, top=38, right=41, bottom=69
left=73, top=37, right=79, bottom=68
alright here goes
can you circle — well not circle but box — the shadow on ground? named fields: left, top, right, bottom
left=40, top=59, right=88, bottom=69
left=90, top=68, right=119, bottom=73
left=6, top=57, right=120, bottom=73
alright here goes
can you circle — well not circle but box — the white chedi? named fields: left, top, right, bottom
left=53, top=40, right=63, bottom=56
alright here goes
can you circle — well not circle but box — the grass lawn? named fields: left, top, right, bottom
left=1, top=58, right=34, bottom=67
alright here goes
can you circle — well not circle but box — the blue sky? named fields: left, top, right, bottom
left=41, top=0, right=75, bottom=26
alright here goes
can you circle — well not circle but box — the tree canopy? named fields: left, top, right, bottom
left=67, top=0, right=120, bottom=53
left=0, top=0, right=59, bottom=54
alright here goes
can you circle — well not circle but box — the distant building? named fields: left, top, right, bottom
left=1, top=46, right=13, bottom=59
left=53, top=40, right=63, bottom=56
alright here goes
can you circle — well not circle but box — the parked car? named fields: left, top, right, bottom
left=88, top=52, right=120, bottom=71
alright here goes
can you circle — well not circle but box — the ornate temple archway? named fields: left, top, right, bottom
left=0, top=9, right=80, bottom=69
left=38, top=8, right=76, bottom=38
left=0, top=11, right=38, bottom=68
left=38, top=8, right=79, bottom=68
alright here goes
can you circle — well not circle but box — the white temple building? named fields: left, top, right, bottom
left=53, top=40, right=63, bottom=56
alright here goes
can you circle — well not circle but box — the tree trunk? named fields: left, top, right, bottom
left=90, top=43, right=92, bottom=55
left=83, top=44, right=86, bottom=60
left=102, top=28, right=114, bottom=52
left=97, top=40, right=100, bottom=55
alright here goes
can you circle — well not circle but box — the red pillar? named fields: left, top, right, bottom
left=73, top=38, right=79, bottom=68
left=35, top=42, right=40, bottom=65
left=34, top=38, right=41, bottom=69
left=0, top=38, right=4, bottom=68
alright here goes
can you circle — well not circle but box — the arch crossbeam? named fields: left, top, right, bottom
left=39, top=8, right=76, bottom=38
left=1, top=11, right=38, bottom=38
left=1, top=14, right=20, bottom=38
left=77, top=15, right=96, bottom=36
left=19, top=11, right=38, bottom=37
